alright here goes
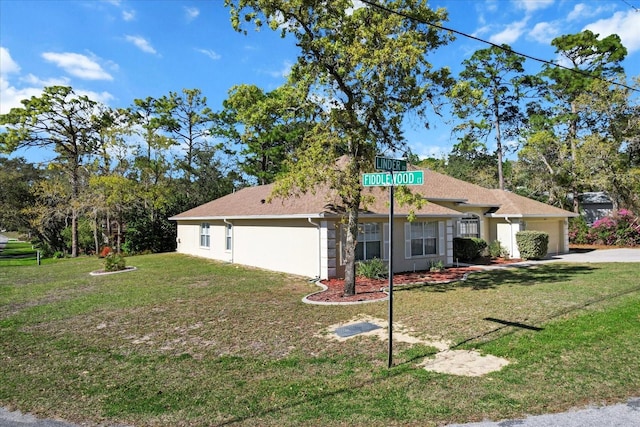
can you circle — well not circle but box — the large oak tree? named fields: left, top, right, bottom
left=225, top=0, right=453, bottom=295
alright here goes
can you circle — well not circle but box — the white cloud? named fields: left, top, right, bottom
left=122, top=10, right=135, bottom=21
left=0, top=77, right=42, bottom=114
left=185, top=7, right=200, bottom=21
left=513, top=0, right=554, bottom=13
left=489, top=19, right=528, bottom=44
left=41, top=52, right=113, bottom=80
left=584, top=10, right=640, bottom=54
left=567, top=3, right=587, bottom=21
left=567, top=3, right=611, bottom=22
left=528, top=21, right=560, bottom=44
left=0, top=47, right=21, bottom=75
left=195, top=49, right=221, bottom=60
left=125, top=35, right=157, bottom=54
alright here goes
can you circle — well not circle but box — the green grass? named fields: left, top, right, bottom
left=1, top=254, right=639, bottom=426
left=0, top=241, right=47, bottom=266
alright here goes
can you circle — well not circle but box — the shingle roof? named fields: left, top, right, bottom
left=170, top=165, right=576, bottom=220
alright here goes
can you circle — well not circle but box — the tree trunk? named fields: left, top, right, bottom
left=343, top=204, right=359, bottom=296
left=71, top=209, right=78, bottom=257
left=494, top=107, right=504, bottom=190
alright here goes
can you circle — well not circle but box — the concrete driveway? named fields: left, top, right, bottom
left=543, top=248, right=640, bottom=263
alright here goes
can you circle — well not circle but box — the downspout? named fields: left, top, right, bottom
left=308, top=218, right=321, bottom=280
left=223, top=218, right=233, bottom=264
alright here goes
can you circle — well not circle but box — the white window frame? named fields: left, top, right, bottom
left=225, top=223, right=232, bottom=251
left=200, top=222, right=210, bottom=248
left=405, top=221, right=445, bottom=258
left=356, top=222, right=383, bottom=261
left=457, top=215, right=480, bottom=238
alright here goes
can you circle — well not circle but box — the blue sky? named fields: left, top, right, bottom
left=1, top=0, right=639, bottom=164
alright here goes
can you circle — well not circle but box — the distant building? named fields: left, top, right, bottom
left=578, top=192, right=614, bottom=225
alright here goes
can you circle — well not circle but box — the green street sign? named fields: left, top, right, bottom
left=375, top=156, right=407, bottom=171
left=362, top=170, right=424, bottom=187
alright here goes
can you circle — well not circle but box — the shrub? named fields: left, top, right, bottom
left=429, top=259, right=444, bottom=272
left=588, top=209, right=640, bottom=247
left=104, top=252, right=126, bottom=272
left=453, top=237, right=487, bottom=262
left=568, top=216, right=590, bottom=244
left=515, top=231, right=549, bottom=260
left=99, top=246, right=112, bottom=258
left=488, top=240, right=509, bottom=259
left=356, top=258, right=387, bottom=279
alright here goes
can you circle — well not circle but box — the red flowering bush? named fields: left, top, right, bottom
left=99, top=246, right=112, bottom=258
left=585, top=210, right=640, bottom=247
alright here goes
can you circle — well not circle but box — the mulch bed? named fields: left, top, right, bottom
left=306, top=258, right=523, bottom=304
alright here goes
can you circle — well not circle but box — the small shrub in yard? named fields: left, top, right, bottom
left=453, top=237, right=487, bottom=261
left=488, top=240, right=509, bottom=259
left=104, top=252, right=126, bottom=272
left=516, top=231, right=549, bottom=260
left=356, top=258, right=387, bottom=279
left=429, top=259, right=444, bottom=272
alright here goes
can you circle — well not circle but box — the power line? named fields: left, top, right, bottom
left=620, top=0, right=640, bottom=12
left=359, top=0, right=639, bottom=93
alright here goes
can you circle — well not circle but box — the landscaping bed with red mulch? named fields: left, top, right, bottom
left=306, top=258, right=523, bottom=304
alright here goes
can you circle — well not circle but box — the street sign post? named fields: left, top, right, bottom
left=375, top=156, right=407, bottom=172
left=362, top=160, right=424, bottom=368
left=362, top=170, right=424, bottom=187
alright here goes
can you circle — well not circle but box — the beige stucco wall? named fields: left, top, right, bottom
left=176, top=219, right=320, bottom=278
left=176, top=214, right=570, bottom=279
left=487, top=217, right=569, bottom=258
left=176, top=221, right=232, bottom=262
left=525, top=218, right=567, bottom=254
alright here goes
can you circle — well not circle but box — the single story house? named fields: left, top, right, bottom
left=170, top=165, right=577, bottom=279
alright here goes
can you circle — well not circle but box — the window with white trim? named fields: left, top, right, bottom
left=225, top=223, right=232, bottom=251
left=200, top=223, right=210, bottom=248
left=356, top=222, right=382, bottom=261
left=457, top=215, right=480, bottom=238
left=406, top=221, right=438, bottom=257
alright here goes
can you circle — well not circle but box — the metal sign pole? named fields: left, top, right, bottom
left=388, top=171, right=394, bottom=369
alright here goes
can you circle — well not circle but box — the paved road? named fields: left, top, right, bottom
left=1, top=249, right=639, bottom=427
left=446, top=397, right=640, bottom=427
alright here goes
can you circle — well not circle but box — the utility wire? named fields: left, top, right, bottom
left=621, top=0, right=640, bottom=12
left=359, top=0, right=639, bottom=93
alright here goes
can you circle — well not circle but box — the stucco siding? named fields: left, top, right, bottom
left=525, top=219, right=565, bottom=254
left=232, top=220, right=320, bottom=278
left=176, top=219, right=320, bottom=278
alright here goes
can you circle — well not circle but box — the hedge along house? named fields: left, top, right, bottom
left=169, top=166, right=577, bottom=280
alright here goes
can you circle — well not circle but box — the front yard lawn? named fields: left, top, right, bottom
left=1, top=253, right=639, bottom=426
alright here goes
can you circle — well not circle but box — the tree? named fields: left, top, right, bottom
left=226, top=0, right=453, bottom=295
left=0, top=86, right=105, bottom=256
left=0, top=157, right=41, bottom=232
left=444, top=136, right=500, bottom=188
left=573, top=77, right=640, bottom=211
left=524, top=30, right=627, bottom=211
left=449, top=44, right=526, bottom=190
left=165, top=88, right=217, bottom=183
left=216, top=83, right=314, bottom=185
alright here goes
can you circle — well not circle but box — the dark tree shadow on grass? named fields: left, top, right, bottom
left=405, top=264, right=598, bottom=293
